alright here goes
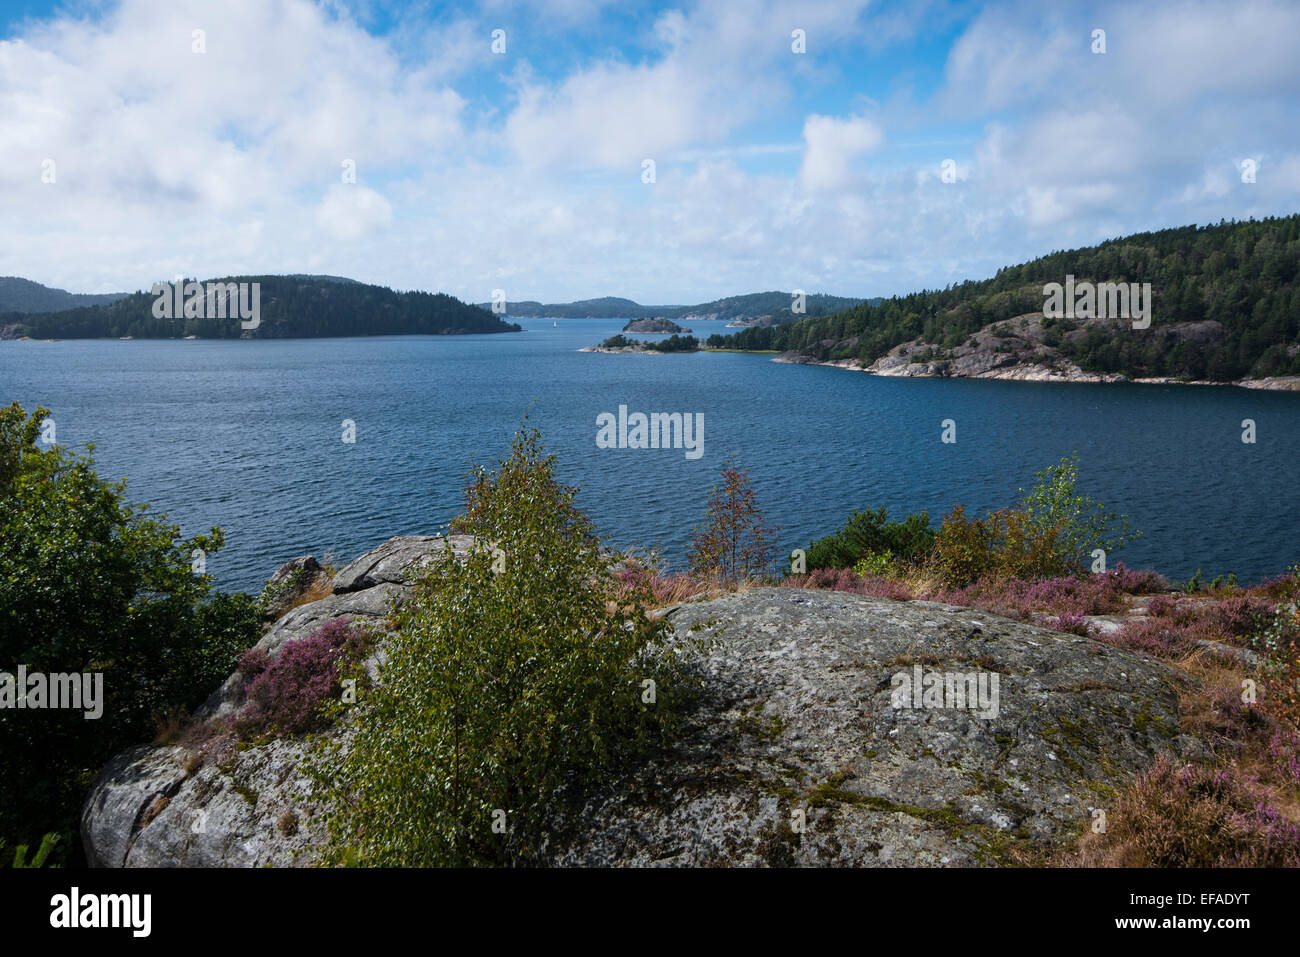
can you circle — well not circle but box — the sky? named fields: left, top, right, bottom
left=1, top=0, right=1298, bottom=304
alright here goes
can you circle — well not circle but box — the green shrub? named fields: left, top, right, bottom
left=315, top=429, right=695, bottom=866
left=804, top=505, right=934, bottom=571
left=931, top=504, right=994, bottom=586
left=0, top=402, right=261, bottom=845
left=931, top=455, right=1137, bottom=586
left=852, top=550, right=896, bottom=578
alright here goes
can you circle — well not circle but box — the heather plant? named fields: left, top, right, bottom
left=1182, top=682, right=1274, bottom=746
left=614, top=555, right=711, bottom=606
left=1112, top=617, right=1195, bottom=657
left=1144, top=594, right=1176, bottom=618
left=315, top=429, right=695, bottom=866
left=1051, top=612, right=1091, bottom=636
left=781, top=566, right=915, bottom=601
left=688, top=459, right=779, bottom=584
left=1269, top=731, right=1300, bottom=783
left=1107, top=591, right=1276, bottom=659
left=1083, top=758, right=1300, bottom=867
left=935, top=566, right=1141, bottom=621
left=232, top=617, right=373, bottom=738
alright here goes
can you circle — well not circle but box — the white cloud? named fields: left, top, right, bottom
left=798, top=113, right=884, bottom=191
left=315, top=184, right=393, bottom=241
left=0, top=0, right=1298, bottom=305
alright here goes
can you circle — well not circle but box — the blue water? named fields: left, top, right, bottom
left=3, top=317, right=1298, bottom=591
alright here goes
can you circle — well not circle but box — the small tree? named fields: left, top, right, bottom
left=1017, top=453, right=1138, bottom=571
left=316, top=428, right=693, bottom=866
left=688, top=460, right=779, bottom=584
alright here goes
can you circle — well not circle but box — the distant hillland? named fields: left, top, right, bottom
left=1, top=276, right=520, bottom=339
left=710, top=215, right=1300, bottom=386
left=0, top=277, right=129, bottom=314
left=475, top=291, right=875, bottom=322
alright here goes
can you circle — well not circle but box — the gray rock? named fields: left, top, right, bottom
left=332, top=534, right=475, bottom=593
left=260, top=555, right=331, bottom=621
left=83, top=580, right=1206, bottom=868
left=81, top=534, right=460, bottom=868
left=545, top=589, right=1206, bottom=866
left=81, top=745, right=189, bottom=868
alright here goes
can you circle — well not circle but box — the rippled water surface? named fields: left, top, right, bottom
left=4, top=317, right=1298, bottom=591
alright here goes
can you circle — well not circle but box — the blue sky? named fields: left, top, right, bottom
left=2, top=0, right=1298, bottom=303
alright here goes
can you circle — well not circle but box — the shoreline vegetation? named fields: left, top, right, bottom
left=6, top=403, right=1299, bottom=867
left=708, top=216, right=1300, bottom=389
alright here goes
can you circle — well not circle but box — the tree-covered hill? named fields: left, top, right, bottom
left=1, top=276, right=521, bottom=339
left=0, top=277, right=129, bottom=314
left=477, top=291, right=868, bottom=321
left=708, top=216, right=1300, bottom=382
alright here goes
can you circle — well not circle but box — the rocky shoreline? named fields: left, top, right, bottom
left=770, top=313, right=1300, bottom=390
left=773, top=351, right=1300, bottom=390
left=578, top=344, right=677, bottom=355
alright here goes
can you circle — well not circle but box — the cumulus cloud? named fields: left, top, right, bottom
left=0, top=0, right=1297, bottom=303
left=315, top=184, right=394, bottom=241
left=798, top=113, right=884, bottom=191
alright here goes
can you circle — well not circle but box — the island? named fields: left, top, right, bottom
left=0, top=275, right=521, bottom=340
left=580, top=333, right=700, bottom=354
left=707, top=215, right=1300, bottom=389
left=622, top=317, right=691, bottom=333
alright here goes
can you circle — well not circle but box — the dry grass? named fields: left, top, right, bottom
left=142, top=795, right=170, bottom=827
left=1059, top=644, right=1300, bottom=867
left=270, top=573, right=334, bottom=618
left=151, top=707, right=190, bottom=745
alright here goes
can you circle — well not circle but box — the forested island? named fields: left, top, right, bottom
left=582, top=333, right=700, bottom=354
left=707, top=216, right=1300, bottom=385
left=0, top=276, right=520, bottom=339
left=622, top=317, right=690, bottom=333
